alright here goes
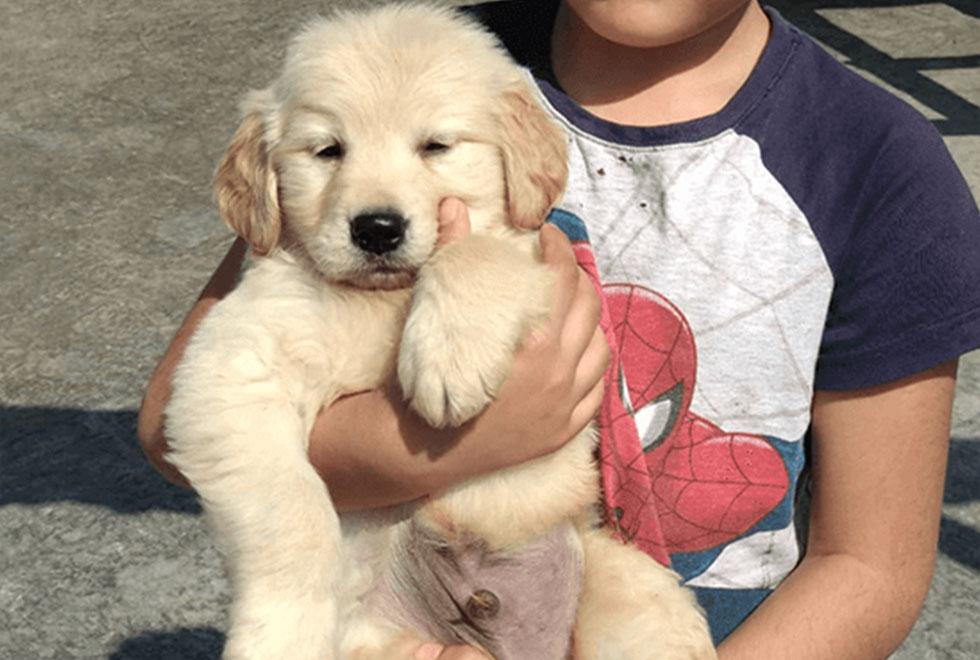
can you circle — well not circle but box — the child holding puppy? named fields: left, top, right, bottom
left=140, top=1, right=980, bottom=658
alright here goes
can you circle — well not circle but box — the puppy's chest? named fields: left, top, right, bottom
left=366, top=519, right=583, bottom=660
left=314, top=289, right=409, bottom=389
left=244, top=275, right=411, bottom=396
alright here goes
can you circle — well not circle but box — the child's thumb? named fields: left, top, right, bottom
left=435, top=197, right=471, bottom=248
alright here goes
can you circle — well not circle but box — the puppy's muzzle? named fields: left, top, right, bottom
left=350, top=211, right=408, bottom=255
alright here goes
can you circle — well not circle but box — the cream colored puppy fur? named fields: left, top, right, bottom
left=165, top=5, right=716, bottom=660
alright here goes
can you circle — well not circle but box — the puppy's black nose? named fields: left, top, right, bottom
left=350, top=212, right=407, bottom=255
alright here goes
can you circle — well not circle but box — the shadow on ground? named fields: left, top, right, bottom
left=770, top=0, right=979, bottom=136
left=0, top=406, right=199, bottom=514
left=109, top=628, right=224, bottom=660
left=2, top=405, right=978, bottom=569
left=941, top=439, right=980, bottom=570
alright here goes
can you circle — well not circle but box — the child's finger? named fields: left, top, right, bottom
left=570, top=364, right=607, bottom=436
left=568, top=325, right=610, bottom=430
left=435, top=197, right=471, bottom=248
left=576, top=323, right=611, bottom=395
left=559, top=261, right=603, bottom=359
left=537, top=223, right=580, bottom=335
left=539, top=221, right=575, bottom=266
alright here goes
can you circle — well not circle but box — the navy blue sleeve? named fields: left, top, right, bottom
left=814, top=118, right=980, bottom=389
left=741, top=18, right=980, bottom=390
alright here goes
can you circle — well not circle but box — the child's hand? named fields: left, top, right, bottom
left=472, top=219, right=607, bottom=453
left=433, top=194, right=607, bottom=454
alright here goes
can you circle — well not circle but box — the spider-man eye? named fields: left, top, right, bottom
left=638, top=383, right=684, bottom=453
left=618, top=365, right=683, bottom=453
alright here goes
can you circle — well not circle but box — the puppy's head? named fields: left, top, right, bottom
left=213, top=6, right=567, bottom=289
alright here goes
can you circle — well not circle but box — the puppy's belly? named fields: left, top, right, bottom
left=372, top=519, right=583, bottom=660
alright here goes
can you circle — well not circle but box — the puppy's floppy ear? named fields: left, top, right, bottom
left=213, top=95, right=281, bottom=255
left=498, top=85, right=568, bottom=230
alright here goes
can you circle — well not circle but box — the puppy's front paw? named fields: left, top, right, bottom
left=398, top=237, right=547, bottom=428
left=398, top=293, right=512, bottom=428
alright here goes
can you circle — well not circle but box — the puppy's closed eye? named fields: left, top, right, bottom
left=420, top=140, right=451, bottom=155
left=316, top=143, right=345, bottom=160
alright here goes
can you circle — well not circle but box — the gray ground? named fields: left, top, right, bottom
left=1, top=1, right=977, bottom=658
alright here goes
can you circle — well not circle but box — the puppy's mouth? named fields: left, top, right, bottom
left=343, top=258, right=418, bottom=290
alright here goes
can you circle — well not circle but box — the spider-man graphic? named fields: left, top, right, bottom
left=548, top=210, right=794, bottom=572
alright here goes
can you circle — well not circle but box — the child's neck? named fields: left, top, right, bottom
left=550, top=2, right=771, bottom=127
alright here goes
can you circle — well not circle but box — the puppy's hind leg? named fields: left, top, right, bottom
left=573, top=528, right=717, bottom=660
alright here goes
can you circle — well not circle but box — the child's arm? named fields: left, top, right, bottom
left=137, top=206, right=608, bottom=506
left=717, top=360, right=957, bottom=660
left=137, top=235, right=249, bottom=488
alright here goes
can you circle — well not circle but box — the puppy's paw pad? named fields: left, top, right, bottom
left=398, top=339, right=497, bottom=428
left=398, top=241, right=535, bottom=428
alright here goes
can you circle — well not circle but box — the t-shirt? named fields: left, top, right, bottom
left=467, top=0, right=980, bottom=644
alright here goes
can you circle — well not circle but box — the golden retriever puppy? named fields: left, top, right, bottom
left=165, top=4, right=716, bottom=660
